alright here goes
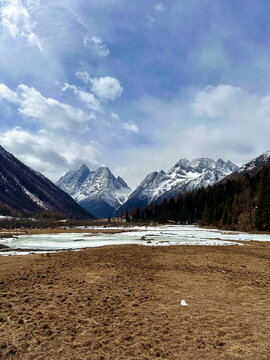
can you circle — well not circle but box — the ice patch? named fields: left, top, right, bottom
left=0, top=225, right=269, bottom=256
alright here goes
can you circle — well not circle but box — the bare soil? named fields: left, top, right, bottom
left=0, top=243, right=270, bottom=359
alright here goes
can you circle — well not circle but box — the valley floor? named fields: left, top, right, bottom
left=1, top=225, right=270, bottom=255
left=1, top=242, right=270, bottom=359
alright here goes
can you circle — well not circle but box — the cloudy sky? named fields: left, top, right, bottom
left=0, top=0, right=270, bottom=188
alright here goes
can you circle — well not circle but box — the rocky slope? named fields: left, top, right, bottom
left=124, top=158, right=238, bottom=210
left=228, top=150, right=270, bottom=179
left=56, top=165, right=131, bottom=218
left=0, top=145, right=92, bottom=218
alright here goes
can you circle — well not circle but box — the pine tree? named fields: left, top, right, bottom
left=255, top=168, right=270, bottom=230
left=125, top=207, right=129, bottom=222
left=222, top=206, right=228, bottom=225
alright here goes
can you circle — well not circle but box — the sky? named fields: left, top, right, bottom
left=0, top=0, right=270, bottom=189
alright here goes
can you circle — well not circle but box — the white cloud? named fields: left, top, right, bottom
left=113, top=84, right=270, bottom=187
left=123, top=122, right=139, bottom=133
left=62, top=83, right=101, bottom=112
left=0, top=83, right=19, bottom=102
left=0, top=0, right=43, bottom=50
left=0, top=83, right=89, bottom=131
left=191, top=84, right=246, bottom=118
left=153, top=3, right=165, bottom=12
left=0, top=127, right=101, bottom=181
left=76, top=72, right=123, bottom=102
left=75, top=71, right=91, bottom=84
left=111, top=112, right=120, bottom=121
left=110, top=112, right=139, bottom=133
left=18, top=85, right=89, bottom=131
left=83, top=34, right=109, bottom=57
left=27, top=31, right=43, bottom=49
left=90, top=77, right=123, bottom=102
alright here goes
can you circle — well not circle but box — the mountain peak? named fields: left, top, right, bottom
left=117, top=176, right=129, bottom=188
left=56, top=165, right=131, bottom=218
left=190, top=158, right=216, bottom=169
left=217, top=158, right=225, bottom=165
left=78, top=163, right=90, bottom=172
left=96, top=166, right=111, bottom=173
left=124, top=156, right=238, bottom=210
left=175, top=159, right=190, bottom=168
left=225, top=160, right=239, bottom=171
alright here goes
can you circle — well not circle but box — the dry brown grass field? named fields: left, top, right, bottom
left=1, top=242, right=270, bottom=359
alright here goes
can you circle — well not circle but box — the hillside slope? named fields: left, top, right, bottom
left=0, top=145, right=92, bottom=219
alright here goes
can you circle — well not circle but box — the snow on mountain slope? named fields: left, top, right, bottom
left=237, top=150, right=270, bottom=174
left=0, top=145, right=92, bottom=218
left=56, top=165, right=131, bottom=218
left=124, top=158, right=239, bottom=210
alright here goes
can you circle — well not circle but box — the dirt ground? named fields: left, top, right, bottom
left=0, top=243, right=270, bottom=360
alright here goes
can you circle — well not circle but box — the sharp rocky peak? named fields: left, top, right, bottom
left=189, top=158, right=216, bottom=171
left=77, top=163, right=90, bottom=172
left=95, top=166, right=112, bottom=175
left=123, top=156, right=239, bottom=211
left=117, top=176, right=129, bottom=188
left=171, top=157, right=234, bottom=173
left=174, top=159, right=190, bottom=168
left=56, top=164, right=131, bottom=218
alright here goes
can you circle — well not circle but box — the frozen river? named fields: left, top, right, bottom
left=1, top=225, right=270, bottom=256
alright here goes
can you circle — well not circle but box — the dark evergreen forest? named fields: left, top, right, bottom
left=130, top=165, right=270, bottom=232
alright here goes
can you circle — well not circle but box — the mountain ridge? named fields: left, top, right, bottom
left=56, top=164, right=131, bottom=218
left=131, top=151, right=270, bottom=232
left=0, top=145, right=92, bottom=218
left=123, top=157, right=239, bottom=211
left=226, top=150, right=270, bottom=180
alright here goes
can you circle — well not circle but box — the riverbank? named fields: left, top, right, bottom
left=1, top=242, right=270, bottom=359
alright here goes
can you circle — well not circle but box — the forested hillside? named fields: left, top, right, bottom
left=131, top=165, right=270, bottom=232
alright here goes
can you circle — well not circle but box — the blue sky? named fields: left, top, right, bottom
left=0, top=0, right=270, bottom=188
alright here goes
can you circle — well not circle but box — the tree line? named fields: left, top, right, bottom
left=129, top=165, right=270, bottom=232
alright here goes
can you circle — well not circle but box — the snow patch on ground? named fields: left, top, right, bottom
left=1, top=225, right=269, bottom=256
left=21, top=185, right=49, bottom=210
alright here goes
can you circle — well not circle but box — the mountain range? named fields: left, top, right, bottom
left=131, top=150, right=270, bottom=232
left=1, top=143, right=269, bottom=220
left=56, top=165, right=131, bottom=218
left=0, top=145, right=92, bottom=219
left=123, top=158, right=239, bottom=211
left=57, top=157, right=239, bottom=218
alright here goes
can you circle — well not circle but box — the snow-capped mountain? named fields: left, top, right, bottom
left=56, top=165, right=131, bottom=218
left=124, top=158, right=239, bottom=210
left=0, top=145, right=92, bottom=218
left=227, top=150, right=270, bottom=180
left=237, top=150, right=270, bottom=175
